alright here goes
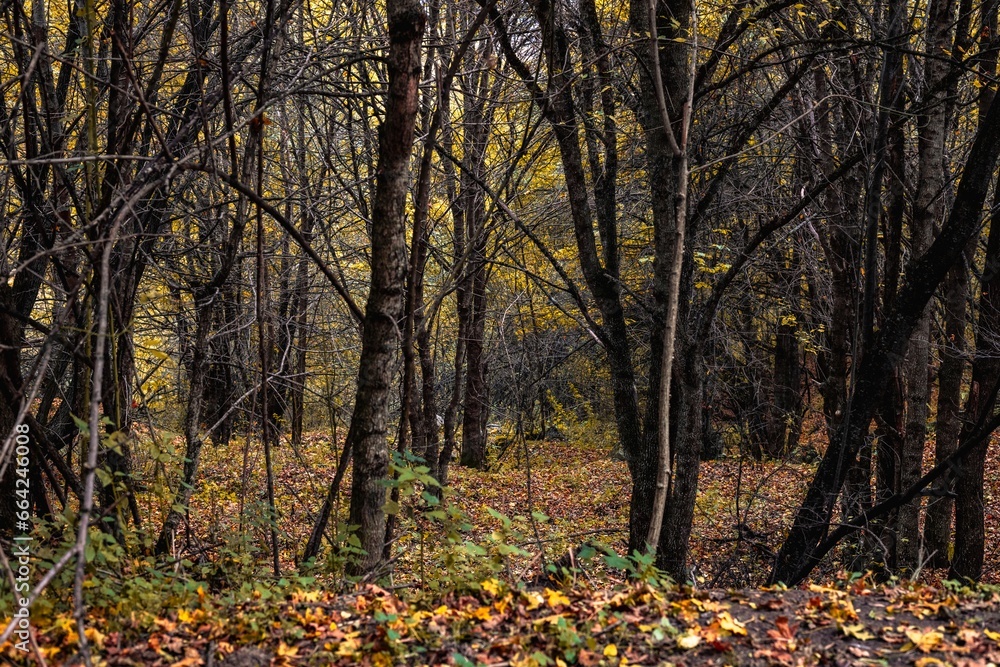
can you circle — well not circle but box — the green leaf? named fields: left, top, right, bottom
left=95, top=468, right=112, bottom=488
left=604, top=555, right=632, bottom=571
left=464, top=542, right=487, bottom=556
left=72, top=414, right=89, bottom=435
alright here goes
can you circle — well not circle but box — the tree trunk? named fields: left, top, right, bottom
left=458, top=47, right=493, bottom=470
left=626, top=0, right=693, bottom=564
left=897, top=0, right=955, bottom=573
left=924, top=257, right=967, bottom=566
left=950, top=190, right=1000, bottom=581
left=438, top=90, right=464, bottom=485
left=344, top=0, right=424, bottom=576
left=461, top=250, right=489, bottom=468
left=155, top=299, right=213, bottom=555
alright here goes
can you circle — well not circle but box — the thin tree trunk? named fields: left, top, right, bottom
left=343, top=0, right=424, bottom=576
left=459, top=46, right=494, bottom=470
left=155, top=300, right=213, bottom=555
left=950, top=187, right=1000, bottom=581
left=924, top=256, right=967, bottom=565
left=898, top=0, right=956, bottom=573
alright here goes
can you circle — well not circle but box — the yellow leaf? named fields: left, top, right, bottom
left=293, top=590, right=321, bottom=603
left=603, top=644, right=618, bottom=657
left=472, top=606, right=492, bottom=621
left=985, top=629, right=1000, bottom=643
left=841, top=623, right=874, bottom=641
left=494, top=594, right=512, bottom=614
left=544, top=588, right=571, bottom=608
left=336, top=635, right=360, bottom=657
left=717, top=611, right=747, bottom=636
left=84, top=627, right=106, bottom=650
left=523, top=591, right=544, bottom=610
left=535, top=613, right=565, bottom=626
left=905, top=628, right=943, bottom=653
left=276, top=643, right=298, bottom=658
left=677, top=632, right=702, bottom=649
left=481, top=578, right=502, bottom=596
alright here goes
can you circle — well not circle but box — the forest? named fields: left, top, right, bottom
left=1, top=0, right=1000, bottom=662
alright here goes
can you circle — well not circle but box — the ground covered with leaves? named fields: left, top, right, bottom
left=3, top=433, right=999, bottom=665
left=13, top=578, right=1000, bottom=666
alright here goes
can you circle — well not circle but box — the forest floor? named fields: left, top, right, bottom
left=3, top=430, right=999, bottom=666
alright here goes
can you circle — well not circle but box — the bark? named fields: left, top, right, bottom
left=344, top=0, right=424, bottom=576
left=949, top=191, right=1000, bottom=581
left=897, top=0, right=956, bottom=573
left=203, top=281, right=243, bottom=447
left=924, top=257, right=967, bottom=565
left=627, top=0, right=695, bottom=576
left=461, top=245, right=490, bottom=468
left=155, top=299, right=213, bottom=555
left=656, top=330, right=704, bottom=577
left=439, top=73, right=464, bottom=486
left=871, top=36, right=907, bottom=573
left=459, top=46, right=494, bottom=470
left=626, top=0, right=693, bottom=565
left=947, top=0, right=1000, bottom=584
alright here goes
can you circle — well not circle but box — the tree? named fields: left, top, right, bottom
left=343, top=0, right=426, bottom=576
left=770, top=83, right=1000, bottom=585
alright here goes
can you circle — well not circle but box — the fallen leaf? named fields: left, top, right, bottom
left=905, top=628, right=944, bottom=653
left=841, top=623, right=874, bottom=641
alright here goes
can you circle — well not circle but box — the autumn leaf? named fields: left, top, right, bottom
left=767, top=616, right=799, bottom=652
left=716, top=611, right=747, bottom=636
left=481, top=578, right=502, bottom=596
left=841, top=623, right=874, bottom=641
left=544, top=588, right=571, bottom=608
left=905, top=627, right=944, bottom=653
left=170, top=647, right=205, bottom=667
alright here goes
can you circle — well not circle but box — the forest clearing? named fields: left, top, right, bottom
left=4, top=0, right=1000, bottom=662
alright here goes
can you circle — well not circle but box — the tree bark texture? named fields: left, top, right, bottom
left=345, top=0, right=424, bottom=576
